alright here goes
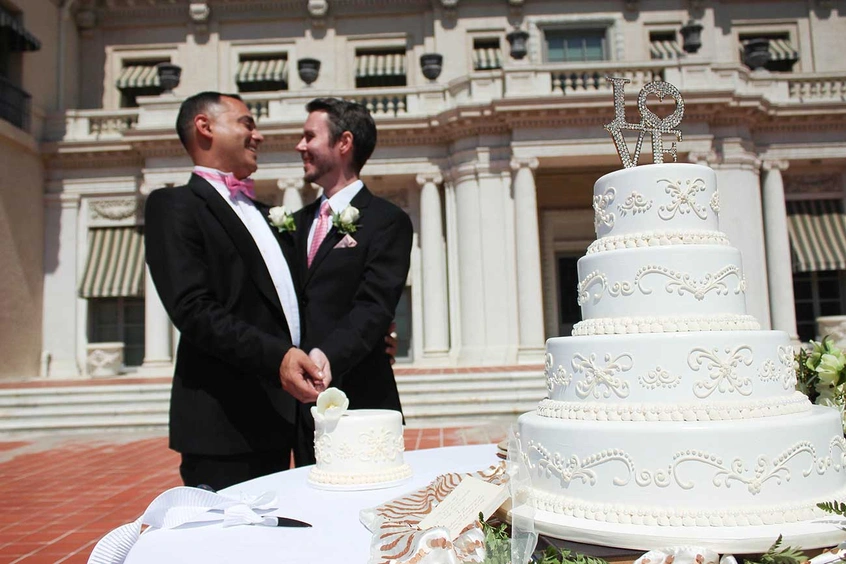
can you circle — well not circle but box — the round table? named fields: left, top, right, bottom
left=124, top=444, right=499, bottom=564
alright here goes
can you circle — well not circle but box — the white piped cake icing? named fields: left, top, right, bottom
left=308, top=390, right=411, bottom=488
left=517, top=163, right=846, bottom=541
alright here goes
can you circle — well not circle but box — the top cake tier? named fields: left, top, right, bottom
left=594, top=163, right=720, bottom=241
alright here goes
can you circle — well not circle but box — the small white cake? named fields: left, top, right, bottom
left=308, top=389, right=412, bottom=488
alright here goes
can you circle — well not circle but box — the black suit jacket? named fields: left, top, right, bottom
left=145, top=174, right=299, bottom=456
left=294, top=185, right=413, bottom=412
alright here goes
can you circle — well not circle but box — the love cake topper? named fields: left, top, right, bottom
left=604, top=76, right=685, bottom=168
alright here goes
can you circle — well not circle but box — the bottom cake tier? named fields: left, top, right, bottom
left=517, top=406, right=846, bottom=528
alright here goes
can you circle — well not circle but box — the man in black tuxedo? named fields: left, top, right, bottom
left=292, top=98, right=413, bottom=464
left=144, top=92, right=326, bottom=490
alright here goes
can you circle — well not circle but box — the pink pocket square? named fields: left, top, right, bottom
left=333, top=234, right=358, bottom=249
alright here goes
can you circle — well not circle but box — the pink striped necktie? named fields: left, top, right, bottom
left=307, top=200, right=332, bottom=267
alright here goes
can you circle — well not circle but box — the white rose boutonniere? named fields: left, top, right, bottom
left=332, top=205, right=360, bottom=235
left=310, top=387, right=349, bottom=425
left=268, top=205, right=295, bottom=233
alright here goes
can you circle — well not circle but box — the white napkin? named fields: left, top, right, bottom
left=87, top=487, right=280, bottom=564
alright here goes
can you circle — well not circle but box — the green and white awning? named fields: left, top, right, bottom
left=787, top=200, right=846, bottom=272
left=473, top=46, right=502, bottom=70
left=80, top=227, right=145, bottom=298
left=650, top=38, right=683, bottom=60
left=355, top=52, right=406, bottom=78
left=740, top=37, right=799, bottom=62
left=116, top=65, right=161, bottom=90
left=236, top=58, right=288, bottom=84
left=0, top=7, right=40, bottom=52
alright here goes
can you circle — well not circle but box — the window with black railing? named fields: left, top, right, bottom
left=0, top=74, right=31, bottom=131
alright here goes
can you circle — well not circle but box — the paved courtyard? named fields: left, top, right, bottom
left=0, top=422, right=511, bottom=564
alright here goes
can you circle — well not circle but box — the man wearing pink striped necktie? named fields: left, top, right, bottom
left=291, top=98, right=413, bottom=466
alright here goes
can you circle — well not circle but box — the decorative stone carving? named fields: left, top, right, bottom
left=762, top=159, right=789, bottom=173
left=86, top=342, right=125, bottom=378
left=784, top=174, right=841, bottom=195
left=90, top=198, right=138, bottom=221
left=188, top=2, right=210, bottom=22
left=74, top=8, right=97, bottom=30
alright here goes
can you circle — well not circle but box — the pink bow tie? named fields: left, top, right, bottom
left=195, top=170, right=255, bottom=200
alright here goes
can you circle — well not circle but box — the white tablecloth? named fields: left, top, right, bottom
left=123, top=444, right=499, bottom=564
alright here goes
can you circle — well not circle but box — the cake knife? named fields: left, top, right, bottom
left=266, top=516, right=312, bottom=528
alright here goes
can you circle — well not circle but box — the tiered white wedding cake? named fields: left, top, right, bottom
left=516, top=80, right=846, bottom=551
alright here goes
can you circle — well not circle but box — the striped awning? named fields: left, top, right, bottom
left=115, top=65, right=161, bottom=90
left=650, top=39, right=683, bottom=60
left=80, top=227, right=145, bottom=298
left=355, top=52, right=406, bottom=78
left=473, top=46, right=502, bottom=70
left=0, top=7, right=40, bottom=52
left=236, top=58, right=288, bottom=84
left=786, top=200, right=846, bottom=272
left=740, top=37, right=799, bottom=62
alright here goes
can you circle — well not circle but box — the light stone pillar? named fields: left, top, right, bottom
left=139, top=265, right=173, bottom=375
left=278, top=178, right=304, bottom=212
left=41, top=193, right=81, bottom=378
left=762, top=160, right=799, bottom=344
left=707, top=143, right=771, bottom=328
left=416, top=173, right=449, bottom=356
left=511, top=157, right=546, bottom=361
left=451, top=166, right=486, bottom=362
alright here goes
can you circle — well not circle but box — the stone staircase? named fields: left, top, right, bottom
left=0, top=367, right=545, bottom=435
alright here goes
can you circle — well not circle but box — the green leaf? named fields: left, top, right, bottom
left=818, top=500, right=846, bottom=516
left=745, top=535, right=808, bottom=564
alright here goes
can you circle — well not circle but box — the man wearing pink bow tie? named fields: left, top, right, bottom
left=144, top=92, right=325, bottom=490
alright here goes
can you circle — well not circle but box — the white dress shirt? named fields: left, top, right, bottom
left=306, top=179, right=364, bottom=252
left=193, top=166, right=300, bottom=347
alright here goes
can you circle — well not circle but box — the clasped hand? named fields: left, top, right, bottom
left=278, top=347, right=333, bottom=403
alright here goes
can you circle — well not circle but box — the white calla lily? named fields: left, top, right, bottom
left=312, top=387, right=349, bottom=423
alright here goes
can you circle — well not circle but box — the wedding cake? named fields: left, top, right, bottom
left=516, top=80, right=846, bottom=551
left=308, top=389, right=412, bottom=489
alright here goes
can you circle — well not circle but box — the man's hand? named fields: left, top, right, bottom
left=385, top=321, right=399, bottom=365
left=308, top=348, right=332, bottom=391
left=279, top=348, right=324, bottom=403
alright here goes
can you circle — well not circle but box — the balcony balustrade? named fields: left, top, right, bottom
left=54, top=61, right=846, bottom=143
left=0, top=75, right=31, bottom=132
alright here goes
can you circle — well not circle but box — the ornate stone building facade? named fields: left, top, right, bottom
left=3, top=0, right=845, bottom=380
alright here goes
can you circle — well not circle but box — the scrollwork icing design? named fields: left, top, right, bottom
left=710, top=191, right=721, bottom=214
left=638, top=366, right=680, bottom=390
left=689, top=345, right=754, bottom=398
left=522, top=441, right=829, bottom=493
left=829, top=436, right=846, bottom=472
left=524, top=441, right=634, bottom=486
left=672, top=442, right=816, bottom=495
left=544, top=354, right=571, bottom=395
left=358, top=428, right=404, bottom=463
left=657, top=178, right=708, bottom=220
left=572, top=353, right=632, bottom=399
left=577, top=271, right=607, bottom=306
left=593, top=187, right=616, bottom=231
left=617, top=191, right=653, bottom=216
left=636, top=265, right=745, bottom=301
left=758, top=346, right=797, bottom=390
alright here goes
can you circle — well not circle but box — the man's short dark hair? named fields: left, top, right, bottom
left=305, top=98, right=377, bottom=174
left=175, top=91, right=243, bottom=150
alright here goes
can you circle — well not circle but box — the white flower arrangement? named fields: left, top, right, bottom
left=332, top=205, right=360, bottom=235
left=267, top=205, right=295, bottom=233
left=797, top=336, right=846, bottom=433
left=310, top=387, right=349, bottom=424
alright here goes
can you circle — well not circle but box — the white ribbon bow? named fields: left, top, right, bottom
left=87, top=487, right=279, bottom=564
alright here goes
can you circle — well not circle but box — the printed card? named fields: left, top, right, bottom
left=417, top=476, right=508, bottom=540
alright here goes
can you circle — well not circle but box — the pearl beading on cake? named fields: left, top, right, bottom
left=522, top=484, right=846, bottom=527
left=537, top=391, right=811, bottom=422
left=587, top=230, right=731, bottom=254
left=308, top=463, right=413, bottom=485
left=572, top=314, right=760, bottom=336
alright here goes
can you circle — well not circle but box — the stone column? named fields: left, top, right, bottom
left=416, top=173, right=449, bottom=356
left=511, top=157, right=546, bottom=360
left=41, top=193, right=81, bottom=378
left=278, top=178, right=304, bottom=212
left=451, top=165, right=487, bottom=362
left=139, top=265, right=173, bottom=375
left=762, top=160, right=799, bottom=344
left=707, top=141, right=771, bottom=327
